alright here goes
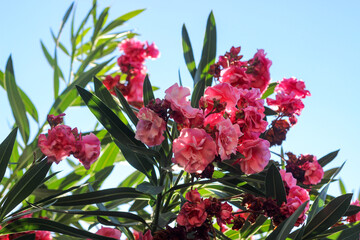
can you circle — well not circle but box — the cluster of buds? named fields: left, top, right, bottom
left=38, top=113, right=101, bottom=170
left=103, top=38, right=159, bottom=108
left=285, top=152, right=324, bottom=185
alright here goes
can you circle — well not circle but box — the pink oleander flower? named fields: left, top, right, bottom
left=237, top=106, right=267, bottom=139
left=237, top=88, right=264, bottom=110
left=90, top=227, right=121, bottom=240
left=35, top=231, right=53, bottom=240
left=38, top=125, right=76, bottom=164
left=103, top=75, right=120, bottom=95
left=266, top=92, right=305, bottom=117
left=165, top=83, right=199, bottom=118
left=288, top=186, right=310, bottom=208
left=186, top=189, right=202, bottom=203
left=135, top=107, right=166, bottom=147
left=73, top=133, right=101, bottom=170
left=279, top=169, right=297, bottom=188
left=280, top=197, right=306, bottom=226
left=119, top=38, right=147, bottom=64
left=302, top=159, right=324, bottom=185
left=145, top=42, right=160, bottom=59
left=177, top=201, right=207, bottom=230
left=247, top=49, right=272, bottom=93
left=236, top=138, right=270, bottom=174
left=172, top=128, right=217, bottom=173
left=216, top=202, right=233, bottom=225
left=346, top=200, right=360, bottom=223
left=47, top=113, right=65, bottom=127
left=275, top=77, right=311, bottom=99
left=204, top=82, right=241, bottom=111
left=203, top=113, right=225, bottom=130
left=220, top=64, right=251, bottom=89
left=216, top=118, right=242, bottom=160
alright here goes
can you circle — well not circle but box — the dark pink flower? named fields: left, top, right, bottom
left=288, top=186, right=310, bottom=206
left=216, top=118, right=242, bottom=160
left=236, top=138, right=270, bottom=174
left=47, top=113, right=65, bottom=128
left=280, top=197, right=306, bottom=226
left=346, top=200, right=360, bottom=222
left=173, top=128, right=217, bottom=173
left=204, top=83, right=241, bottom=111
left=186, top=189, right=202, bottom=203
left=237, top=88, right=264, bottom=109
left=38, top=125, right=76, bottom=164
left=216, top=202, right=233, bottom=225
left=279, top=169, right=297, bottom=188
left=275, top=77, right=310, bottom=99
left=35, top=231, right=53, bottom=240
left=266, top=92, right=304, bottom=117
left=302, top=159, right=324, bottom=185
left=88, top=227, right=121, bottom=240
left=103, top=75, right=120, bottom=95
left=177, top=201, right=207, bottom=230
left=145, top=42, right=160, bottom=59
left=247, top=49, right=272, bottom=93
left=135, top=107, right=166, bottom=147
left=220, top=64, right=251, bottom=89
left=237, top=106, right=267, bottom=139
left=73, top=133, right=101, bottom=170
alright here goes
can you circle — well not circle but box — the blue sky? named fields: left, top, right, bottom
left=0, top=0, right=359, bottom=197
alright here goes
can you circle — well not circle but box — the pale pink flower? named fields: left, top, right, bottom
left=38, top=125, right=76, bottom=164
left=172, top=128, right=217, bottom=173
left=216, top=118, right=242, bottom=160
left=275, top=77, right=311, bottom=99
left=73, top=133, right=101, bottom=170
left=220, top=64, right=251, bottom=89
left=288, top=186, right=310, bottom=207
left=204, top=82, right=241, bottom=110
left=165, top=83, right=199, bottom=118
left=247, top=49, right=272, bottom=93
left=302, top=159, right=324, bottom=185
left=237, top=138, right=270, bottom=174
left=135, top=107, right=166, bottom=147
left=237, top=88, right=264, bottom=109
left=237, top=106, right=267, bottom=138
left=88, top=227, right=121, bottom=240
left=279, top=169, right=297, bottom=188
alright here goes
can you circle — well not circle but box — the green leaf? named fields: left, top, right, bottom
left=267, top=201, right=309, bottom=240
left=0, top=128, right=17, bottom=184
left=49, top=59, right=112, bottom=115
left=115, top=88, right=139, bottom=126
left=182, top=24, right=197, bottom=79
left=318, top=149, right=340, bottom=167
left=40, top=41, right=65, bottom=80
left=324, top=222, right=360, bottom=239
left=307, top=182, right=330, bottom=222
left=339, top=178, right=347, bottom=195
left=57, top=2, right=74, bottom=40
left=261, top=82, right=277, bottom=99
left=101, top=9, right=145, bottom=34
left=119, top=171, right=145, bottom=188
left=264, top=106, right=278, bottom=116
left=0, top=218, right=117, bottom=240
left=191, top=78, right=205, bottom=108
left=0, top=159, right=51, bottom=219
left=5, top=56, right=30, bottom=144
left=53, top=52, right=60, bottom=98
left=53, top=187, right=149, bottom=206
left=91, top=7, right=109, bottom=45
left=136, top=182, right=164, bottom=195
left=344, top=205, right=360, bottom=216
left=303, top=193, right=353, bottom=239
left=193, top=11, right=216, bottom=87
left=94, top=77, right=120, bottom=112
left=265, top=163, right=287, bottom=206
left=240, top=214, right=267, bottom=239
left=13, top=234, right=35, bottom=240
left=143, top=75, right=154, bottom=107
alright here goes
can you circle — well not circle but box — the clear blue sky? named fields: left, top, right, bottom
left=0, top=0, right=359, bottom=197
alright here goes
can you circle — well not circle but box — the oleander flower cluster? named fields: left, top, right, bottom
left=103, top=38, right=159, bottom=108
left=38, top=113, right=101, bottom=170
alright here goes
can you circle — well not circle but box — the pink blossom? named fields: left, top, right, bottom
left=237, top=106, right=267, bottom=139
left=346, top=200, right=360, bottom=222
left=220, top=64, right=251, bottom=89
left=172, top=128, right=217, bottom=173
left=177, top=201, right=207, bottom=230
left=266, top=92, right=304, bottom=117
left=125, top=72, right=146, bottom=105
left=204, top=113, right=225, bottom=130
left=247, top=49, right=272, bottom=93
left=204, top=82, right=241, bottom=111
left=38, top=125, right=76, bottom=164
left=35, top=231, right=53, bottom=240
left=145, top=42, right=160, bottom=59
left=288, top=186, right=310, bottom=206
left=165, top=83, right=199, bottom=118
left=275, top=77, right=310, bottom=99
left=103, top=75, right=120, bottom=95
left=119, top=38, right=147, bottom=64
left=216, top=202, right=233, bottom=225
left=186, top=189, right=202, bottom=203
left=237, top=88, right=264, bottom=109
left=73, top=133, right=101, bottom=170
left=302, top=159, right=324, bottom=185
left=280, top=197, right=306, bottom=226
left=236, top=138, right=270, bottom=174
left=135, top=107, right=166, bottom=146
left=279, top=169, right=297, bottom=188
left=87, top=227, right=121, bottom=240
left=216, top=118, right=242, bottom=160
left=142, top=230, right=153, bottom=240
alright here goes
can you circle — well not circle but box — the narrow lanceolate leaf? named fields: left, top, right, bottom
left=193, top=11, right=216, bottom=87
left=143, top=75, right=154, bottom=106
left=0, top=159, right=51, bottom=219
left=0, top=218, right=117, bottom=240
left=91, top=7, right=109, bottom=45
left=13, top=234, right=35, bottom=240
left=0, top=128, right=17, bottom=184
left=5, top=56, right=29, bottom=144
left=53, top=51, right=60, bottom=99
left=53, top=187, right=150, bottom=206
left=115, top=88, right=138, bottom=125
left=40, top=41, right=65, bottom=80
left=303, top=193, right=352, bottom=239
left=265, top=163, right=287, bottom=206
left=182, top=24, right=197, bottom=79
left=318, top=149, right=340, bottom=167
left=307, top=182, right=330, bottom=222
left=94, top=77, right=119, bottom=111
left=136, top=182, right=164, bottom=195
left=49, top=59, right=112, bottom=115
left=57, top=2, right=74, bottom=41
left=261, top=82, right=278, bottom=99
left=267, top=201, right=309, bottom=240
left=101, top=9, right=145, bottom=34
left=339, top=178, right=347, bottom=195
left=191, top=78, right=205, bottom=108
